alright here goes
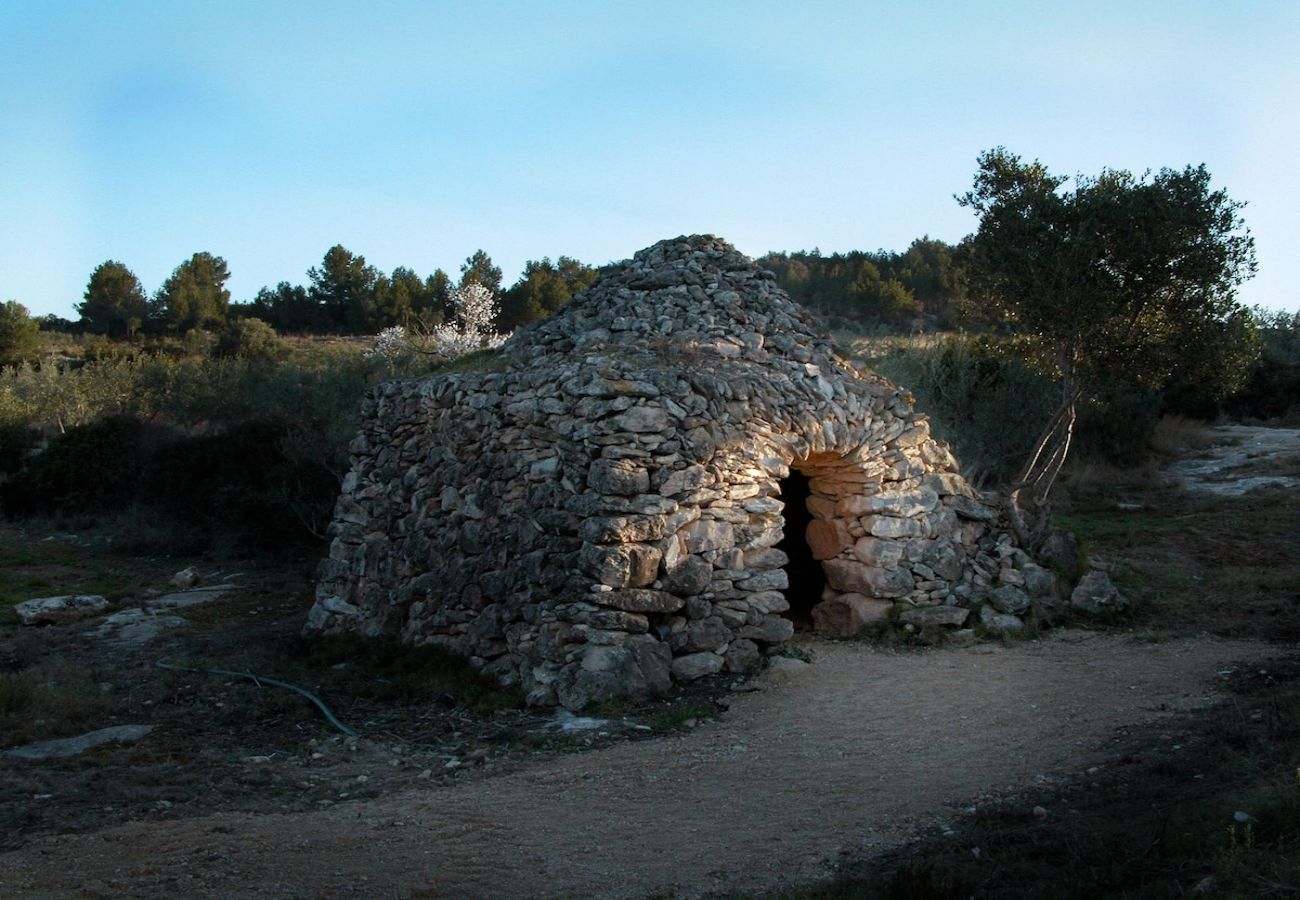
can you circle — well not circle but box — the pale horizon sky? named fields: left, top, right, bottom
left=2, top=0, right=1297, bottom=320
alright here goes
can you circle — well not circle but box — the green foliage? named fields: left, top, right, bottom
left=308, top=245, right=380, bottom=333
left=459, top=249, right=502, bottom=295
left=141, top=419, right=337, bottom=551
left=239, top=281, right=329, bottom=333
left=959, top=148, right=1259, bottom=401
left=78, top=260, right=149, bottom=338
left=1235, top=308, right=1300, bottom=421
left=0, top=414, right=146, bottom=516
left=760, top=237, right=967, bottom=329
left=0, top=300, right=41, bottom=368
left=0, top=423, right=39, bottom=475
left=498, top=256, right=599, bottom=330
left=872, top=335, right=1058, bottom=484
left=156, top=252, right=232, bottom=333
left=212, top=318, right=286, bottom=361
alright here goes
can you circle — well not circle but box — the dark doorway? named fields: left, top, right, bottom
left=775, top=470, right=826, bottom=630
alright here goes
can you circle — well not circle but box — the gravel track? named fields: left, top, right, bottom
left=0, top=630, right=1276, bottom=899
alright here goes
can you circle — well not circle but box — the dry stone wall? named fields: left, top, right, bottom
left=307, top=236, right=1061, bottom=708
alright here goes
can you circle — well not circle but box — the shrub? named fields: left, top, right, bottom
left=0, top=422, right=40, bottom=475
left=141, top=419, right=338, bottom=551
left=213, top=318, right=286, bottom=361
left=0, top=414, right=146, bottom=516
left=872, top=335, right=1057, bottom=485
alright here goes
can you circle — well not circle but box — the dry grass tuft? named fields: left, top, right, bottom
left=1148, top=414, right=1215, bottom=458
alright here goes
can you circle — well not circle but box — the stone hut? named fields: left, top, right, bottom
left=306, top=236, right=1056, bottom=708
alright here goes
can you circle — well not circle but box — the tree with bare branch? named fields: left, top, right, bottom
left=959, top=148, right=1258, bottom=545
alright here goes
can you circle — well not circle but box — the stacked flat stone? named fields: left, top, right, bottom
left=307, top=236, right=1059, bottom=709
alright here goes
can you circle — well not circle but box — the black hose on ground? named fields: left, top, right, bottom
left=155, top=659, right=358, bottom=737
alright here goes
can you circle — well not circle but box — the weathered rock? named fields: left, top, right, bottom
left=597, top=589, right=684, bottom=613
left=989, top=584, right=1032, bottom=616
left=979, top=604, right=1025, bottom=633
left=671, top=651, right=725, bottom=681
left=723, top=638, right=762, bottom=673
left=810, top=594, right=892, bottom=637
left=806, top=519, right=853, bottom=560
left=899, top=605, right=970, bottom=627
left=587, top=459, right=650, bottom=495
left=1070, top=570, right=1129, bottom=614
left=1039, top=529, right=1082, bottom=583
left=4, top=725, right=155, bottom=760
left=169, top=566, right=200, bottom=589
left=14, top=594, right=109, bottom=626
left=558, top=637, right=672, bottom=709
left=822, top=559, right=914, bottom=598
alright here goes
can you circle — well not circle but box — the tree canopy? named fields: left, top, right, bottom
left=0, top=300, right=41, bottom=367
left=308, top=245, right=379, bottom=333
left=498, top=256, right=600, bottom=330
left=759, top=238, right=967, bottom=329
left=156, top=252, right=232, bottom=333
left=959, top=147, right=1258, bottom=525
left=79, top=260, right=150, bottom=338
left=459, top=249, right=502, bottom=295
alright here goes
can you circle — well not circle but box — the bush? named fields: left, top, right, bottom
left=872, top=335, right=1058, bottom=485
left=0, top=414, right=146, bottom=516
left=213, top=318, right=286, bottom=361
left=0, top=423, right=40, bottom=475
left=141, top=419, right=338, bottom=551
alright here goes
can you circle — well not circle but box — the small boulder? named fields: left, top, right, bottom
left=1038, top=529, right=1081, bottom=583
left=671, top=651, right=725, bottom=681
left=979, top=603, right=1024, bottom=633
left=14, top=594, right=109, bottom=626
left=1070, top=570, right=1129, bottom=614
left=170, top=566, right=200, bottom=589
left=989, top=584, right=1032, bottom=616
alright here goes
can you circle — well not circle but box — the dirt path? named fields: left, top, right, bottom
left=0, top=630, right=1278, bottom=899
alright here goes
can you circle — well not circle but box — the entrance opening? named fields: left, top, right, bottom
left=775, top=470, right=826, bottom=630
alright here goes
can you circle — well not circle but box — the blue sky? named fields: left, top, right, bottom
left=2, top=0, right=1297, bottom=319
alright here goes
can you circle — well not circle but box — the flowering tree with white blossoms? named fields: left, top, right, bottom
left=364, top=282, right=505, bottom=362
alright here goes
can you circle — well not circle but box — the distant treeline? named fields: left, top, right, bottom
left=42, top=236, right=971, bottom=341
left=757, top=237, right=968, bottom=329
left=48, top=246, right=600, bottom=339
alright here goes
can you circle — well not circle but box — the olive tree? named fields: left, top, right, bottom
left=959, top=148, right=1258, bottom=541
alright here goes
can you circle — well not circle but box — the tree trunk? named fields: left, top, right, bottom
left=1005, top=380, right=1081, bottom=550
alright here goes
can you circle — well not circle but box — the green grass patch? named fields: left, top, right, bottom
left=1055, top=484, right=1300, bottom=640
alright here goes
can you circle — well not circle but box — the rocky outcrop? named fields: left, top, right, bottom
left=307, top=236, right=1059, bottom=708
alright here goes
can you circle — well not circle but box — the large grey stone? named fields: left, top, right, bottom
left=989, top=584, right=1032, bottom=616
left=14, top=594, right=109, bottom=626
left=4, top=725, right=155, bottom=760
left=822, top=559, right=914, bottom=598
left=979, top=603, right=1024, bottom=633
left=587, top=458, right=650, bottom=495
left=1071, top=570, right=1129, bottom=614
left=671, top=652, right=725, bottom=681
left=811, top=594, right=892, bottom=637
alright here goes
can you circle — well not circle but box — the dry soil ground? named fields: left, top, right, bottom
left=0, top=426, right=1296, bottom=898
